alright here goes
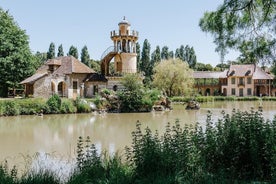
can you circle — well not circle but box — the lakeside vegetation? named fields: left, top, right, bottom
left=2, top=94, right=276, bottom=116
left=1, top=108, right=276, bottom=183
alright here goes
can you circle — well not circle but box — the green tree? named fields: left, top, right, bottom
left=161, top=46, right=169, bottom=60
left=34, top=51, right=47, bottom=63
left=47, top=42, right=55, bottom=59
left=57, top=44, right=64, bottom=57
left=140, top=39, right=151, bottom=78
left=175, top=48, right=181, bottom=59
left=0, top=8, right=37, bottom=97
left=120, top=74, right=143, bottom=91
left=68, top=45, right=79, bottom=59
left=199, top=0, right=276, bottom=65
left=81, top=45, right=90, bottom=67
left=151, top=45, right=161, bottom=72
left=184, top=45, right=197, bottom=69
left=152, top=58, right=194, bottom=97
left=169, top=51, right=174, bottom=59
left=90, top=59, right=101, bottom=72
left=195, top=62, right=213, bottom=71
left=151, top=45, right=161, bottom=64
left=136, top=42, right=141, bottom=71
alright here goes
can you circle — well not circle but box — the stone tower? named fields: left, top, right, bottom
left=101, top=17, right=138, bottom=76
left=111, top=17, right=138, bottom=74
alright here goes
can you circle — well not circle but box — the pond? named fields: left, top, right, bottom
left=0, top=101, right=276, bottom=169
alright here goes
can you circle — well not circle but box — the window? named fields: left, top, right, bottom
left=93, top=85, right=98, bottom=95
left=239, top=78, right=244, bottom=85
left=239, top=88, right=243, bottom=96
left=247, top=77, right=252, bottom=84
left=231, top=88, right=235, bottom=95
left=73, top=81, right=78, bottom=90
left=231, top=78, right=235, bottom=85
left=49, top=65, right=54, bottom=72
left=247, top=88, right=252, bottom=96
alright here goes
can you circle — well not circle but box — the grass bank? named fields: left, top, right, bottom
left=1, top=108, right=276, bottom=183
left=171, top=95, right=276, bottom=103
left=0, top=95, right=93, bottom=116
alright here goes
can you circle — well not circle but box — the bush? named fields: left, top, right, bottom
left=74, top=97, right=91, bottom=113
left=68, top=136, right=132, bottom=184
left=2, top=100, right=20, bottom=116
left=46, top=94, right=61, bottom=114
left=125, top=109, right=276, bottom=183
left=60, top=99, right=76, bottom=114
left=17, top=98, right=48, bottom=115
left=118, top=90, right=144, bottom=113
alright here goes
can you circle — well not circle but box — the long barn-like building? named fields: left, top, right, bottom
left=194, top=64, right=275, bottom=97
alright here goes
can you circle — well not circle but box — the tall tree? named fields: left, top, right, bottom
left=0, top=8, right=37, bottom=96
left=34, top=51, right=47, bottom=64
left=57, top=44, right=64, bottom=57
left=136, top=42, right=141, bottom=72
left=151, top=45, right=161, bottom=69
left=68, top=46, right=79, bottom=59
left=169, top=51, right=174, bottom=59
left=81, top=45, right=90, bottom=67
left=179, top=45, right=185, bottom=61
left=140, top=39, right=151, bottom=79
left=199, top=0, right=276, bottom=65
left=47, top=42, right=55, bottom=59
left=153, top=58, right=194, bottom=97
left=161, top=46, right=169, bottom=60
left=175, top=48, right=181, bottom=59
left=183, top=45, right=197, bottom=69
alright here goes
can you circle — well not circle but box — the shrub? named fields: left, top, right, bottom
left=46, top=94, right=61, bottom=114
left=2, top=100, right=20, bottom=116
left=125, top=109, right=276, bottom=183
left=60, top=99, right=76, bottom=114
left=118, top=90, right=144, bottom=112
left=74, top=97, right=91, bottom=113
left=17, top=98, right=48, bottom=115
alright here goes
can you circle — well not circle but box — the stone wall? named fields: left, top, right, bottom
left=33, top=76, right=52, bottom=98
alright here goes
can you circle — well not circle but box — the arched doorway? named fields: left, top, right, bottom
left=205, top=88, right=211, bottom=96
left=223, top=88, right=227, bottom=96
left=58, top=81, right=65, bottom=97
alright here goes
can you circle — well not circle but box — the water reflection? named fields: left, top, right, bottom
left=0, top=101, right=276, bottom=167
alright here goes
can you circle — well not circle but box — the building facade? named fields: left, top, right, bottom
left=21, top=17, right=139, bottom=99
left=194, top=64, right=275, bottom=97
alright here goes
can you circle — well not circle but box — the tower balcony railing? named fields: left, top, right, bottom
left=110, top=30, right=139, bottom=37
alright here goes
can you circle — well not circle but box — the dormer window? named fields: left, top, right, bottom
left=49, top=65, right=54, bottom=72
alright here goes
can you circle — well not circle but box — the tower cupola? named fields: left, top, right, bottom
left=110, top=17, right=138, bottom=53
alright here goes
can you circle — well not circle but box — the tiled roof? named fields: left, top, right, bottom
left=20, top=72, right=48, bottom=84
left=20, top=56, right=95, bottom=84
left=253, top=66, right=274, bottom=79
left=47, top=59, right=61, bottom=65
left=84, top=73, right=108, bottom=82
left=52, top=56, right=95, bottom=74
left=227, top=64, right=255, bottom=77
left=193, top=71, right=225, bottom=79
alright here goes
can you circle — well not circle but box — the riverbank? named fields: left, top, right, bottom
left=1, top=95, right=276, bottom=116
left=171, top=95, right=276, bottom=103
left=1, top=109, right=276, bottom=183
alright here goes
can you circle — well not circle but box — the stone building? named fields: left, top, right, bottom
left=100, top=16, right=139, bottom=91
left=20, top=56, right=103, bottom=98
left=21, top=17, right=139, bottom=98
left=194, top=64, right=275, bottom=96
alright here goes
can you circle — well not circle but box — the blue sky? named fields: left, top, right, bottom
left=0, top=0, right=239, bottom=66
